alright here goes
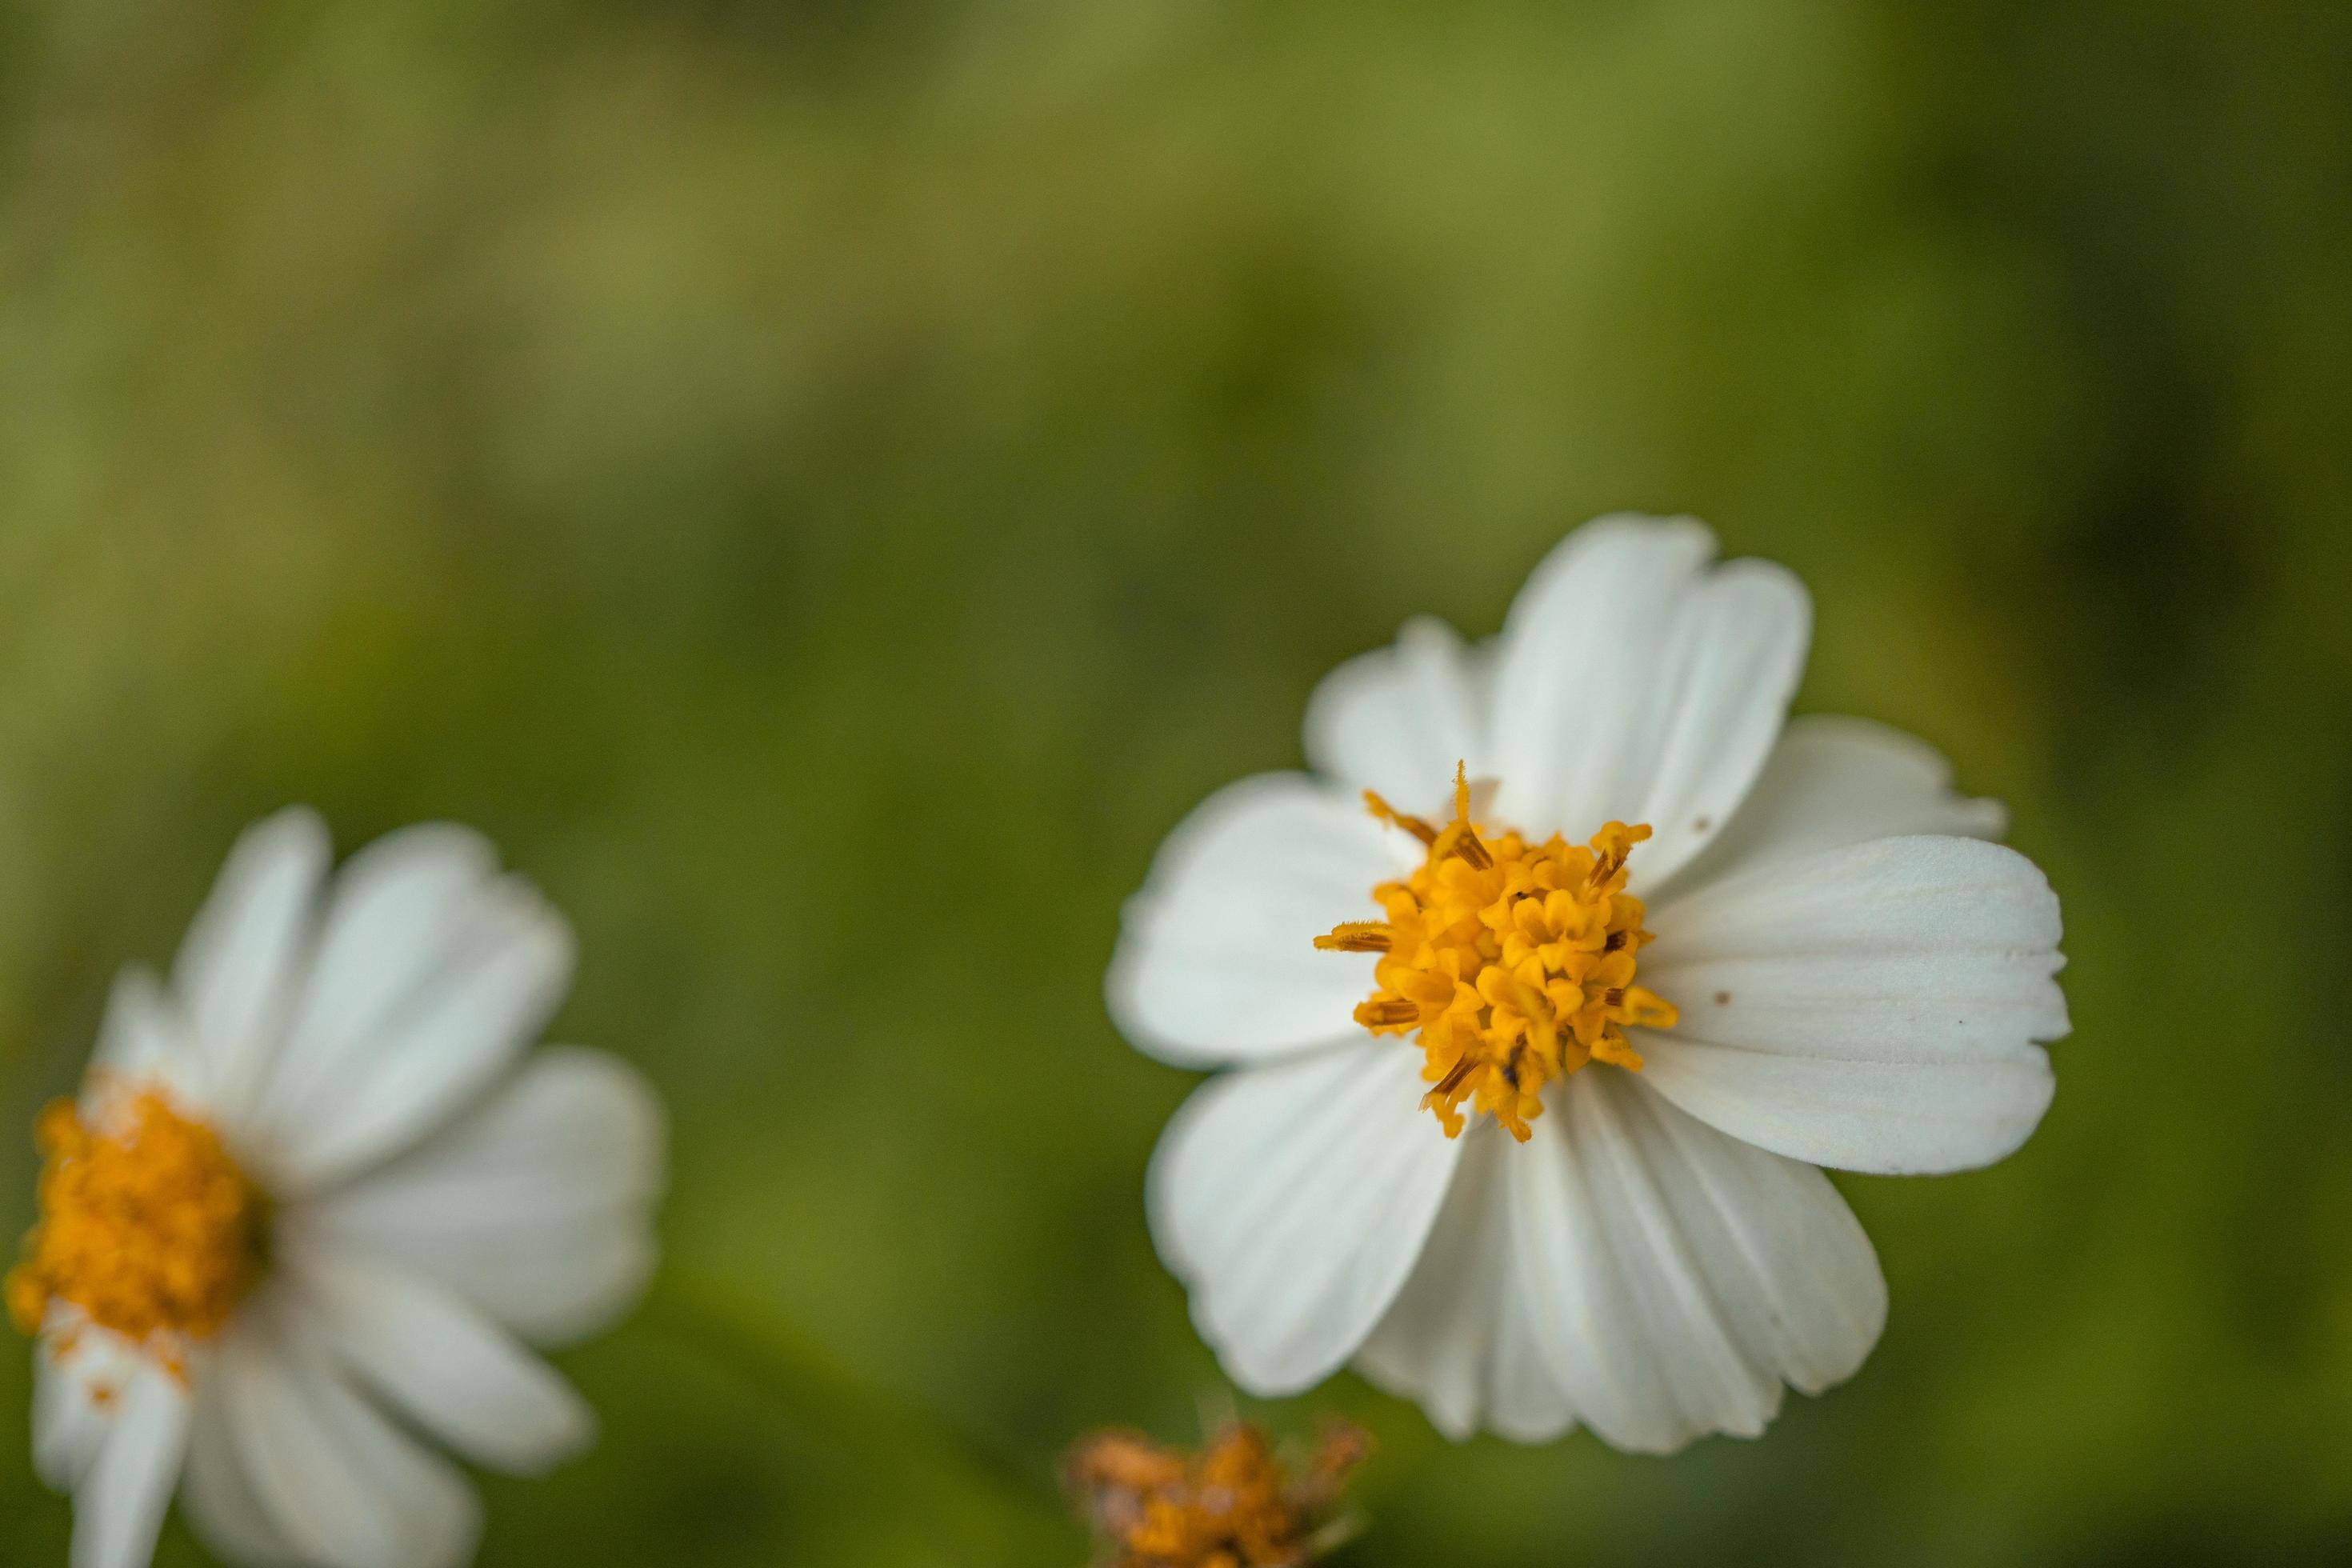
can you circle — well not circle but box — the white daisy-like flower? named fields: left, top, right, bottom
left=1109, top=516, right=2068, bottom=1452
left=10, top=810, right=665, bottom=1568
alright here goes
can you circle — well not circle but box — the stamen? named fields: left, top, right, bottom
left=1445, top=826, right=1492, bottom=870
left=1618, top=987, right=1678, bottom=1030
left=1424, top=1054, right=1477, bottom=1104
left=1354, top=998, right=1419, bottom=1030
left=1440, top=762, right=1493, bottom=868
left=1314, top=922, right=1394, bottom=954
left=1585, top=822, right=1652, bottom=889
left=1362, top=790, right=1438, bottom=846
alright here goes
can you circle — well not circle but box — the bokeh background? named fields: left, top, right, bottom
left=2, top=1, right=2350, bottom=1563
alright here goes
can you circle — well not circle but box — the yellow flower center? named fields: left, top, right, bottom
left=7, top=1089, right=266, bottom=1375
left=1318, top=764, right=1678, bottom=1142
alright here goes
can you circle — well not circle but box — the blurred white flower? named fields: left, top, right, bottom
left=11, top=810, right=664, bottom=1568
left=1109, top=516, right=2068, bottom=1452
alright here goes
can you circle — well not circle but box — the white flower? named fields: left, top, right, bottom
left=1108, top=516, right=2067, bottom=1452
left=12, top=810, right=665, bottom=1568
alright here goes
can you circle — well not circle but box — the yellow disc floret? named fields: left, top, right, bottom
left=7, top=1088, right=265, bottom=1376
left=1318, top=764, right=1678, bottom=1141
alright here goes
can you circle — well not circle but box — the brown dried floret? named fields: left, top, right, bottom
left=1066, top=1419, right=1370, bottom=1568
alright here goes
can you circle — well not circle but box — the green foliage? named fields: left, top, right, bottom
left=0, top=0, right=2348, bottom=1562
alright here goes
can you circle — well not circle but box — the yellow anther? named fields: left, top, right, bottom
left=8, top=1090, right=265, bottom=1376
left=1318, top=763, right=1674, bottom=1141
left=1585, top=820, right=1650, bottom=887
left=1432, top=762, right=1494, bottom=870
left=1440, top=822, right=1493, bottom=870
left=1618, top=986, right=1678, bottom=1030
left=1361, top=790, right=1438, bottom=847
left=1314, top=923, right=1394, bottom=954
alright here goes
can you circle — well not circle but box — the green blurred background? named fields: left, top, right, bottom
left=2, top=0, right=2350, bottom=1563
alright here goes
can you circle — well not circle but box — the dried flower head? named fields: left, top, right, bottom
left=1067, top=1419, right=1370, bottom=1568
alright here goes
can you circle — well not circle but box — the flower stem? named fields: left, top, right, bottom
left=639, top=1267, right=1072, bottom=1554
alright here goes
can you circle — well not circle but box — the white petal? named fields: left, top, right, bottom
left=1639, top=835, right=2066, bottom=1175
left=84, top=970, right=200, bottom=1110
left=170, top=809, right=331, bottom=1124
left=69, top=1364, right=190, bottom=1568
left=296, top=1246, right=593, bottom=1474
left=1146, top=1043, right=1463, bottom=1394
left=1488, top=516, right=1810, bottom=886
left=1508, top=1071, right=1884, bottom=1454
left=254, top=825, right=499, bottom=1132
left=182, top=1382, right=302, bottom=1568
left=1651, top=715, right=2007, bottom=903
left=1302, top=616, right=1489, bottom=812
left=298, top=1048, right=663, bottom=1345
left=262, top=860, right=576, bottom=1193
left=34, top=1354, right=106, bottom=1494
left=1356, top=1126, right=1576, bottom=1443
left=1107, top=774, right=1415, bottom=1067
left=34, top=1324, right=148, bottom=1494
left=212, top=1303, right=482, bottom=1568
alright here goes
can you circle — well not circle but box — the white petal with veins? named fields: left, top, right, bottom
left=1149, top=1043, right=1465, bottom=1394
left=1108, top=774, right=1414, bottom=1068
left=1640, top=835, right=2065, bottom=1174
